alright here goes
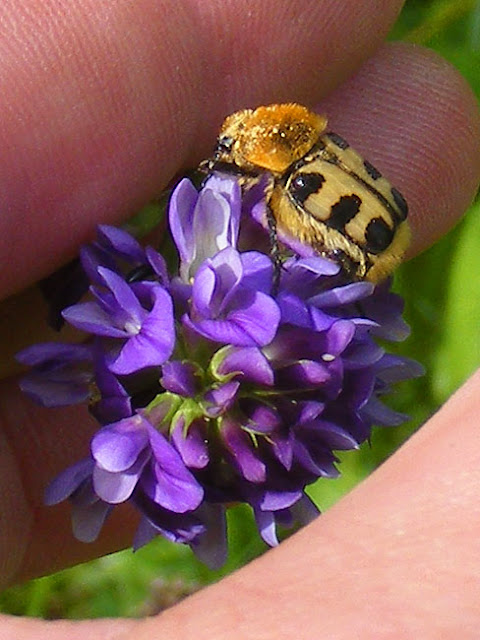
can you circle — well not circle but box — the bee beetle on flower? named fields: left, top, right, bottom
left=17, top=104, right=421, bottom=568
left=205, top=103, right=410, bottom=283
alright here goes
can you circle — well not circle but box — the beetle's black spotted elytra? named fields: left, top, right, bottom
left=207, top=103, right=410, bottom=283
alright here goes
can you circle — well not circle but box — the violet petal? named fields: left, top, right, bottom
left=91, top=415, right=150, bottom=472
left=72, top=500, right=112, bottom=543
left=222, top=418, right=266, bottom=483
left=109, top=286, right=175, bottom=375
left=44, top=458, right=94, bottom=505
left=217, top=347, right=274, bottom=386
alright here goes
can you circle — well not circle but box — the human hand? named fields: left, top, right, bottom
left=1, top=0, right=479, bottom=638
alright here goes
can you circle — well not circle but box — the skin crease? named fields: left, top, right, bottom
left=0, top=0, right=479, bottom=638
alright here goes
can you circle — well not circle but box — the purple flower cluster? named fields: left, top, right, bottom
left=18, top=173, right=422, bottom=568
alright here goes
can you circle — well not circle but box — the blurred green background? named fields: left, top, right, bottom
left=2, top=0, right=479, bottom=619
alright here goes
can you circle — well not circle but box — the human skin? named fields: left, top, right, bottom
left=0, top=0, right=479, bottom=638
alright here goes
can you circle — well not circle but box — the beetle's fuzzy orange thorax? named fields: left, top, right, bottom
left=218, top=103, right=328, bottom=174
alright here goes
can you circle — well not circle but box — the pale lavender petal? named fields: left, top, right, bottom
left=72, top=500, right=112, bottom=543
left=191, top=187, right=240, bottom=275
left=93, top=452, right=148, bottom=503
left=168, top=178, right=198, bottom=266
left=290, top=256, right=341, bottom=277
left=212, top=250, right=244, bottom=313
left=254, top=508, right=278, bottom=546
left=91, top=416, right=150, bottom=472
left=205, top=174, right=241, bottom=246
left=260, top=489, right=302, bottom=511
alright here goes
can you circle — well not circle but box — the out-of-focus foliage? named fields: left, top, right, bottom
left=2, top=0, right=479, bottom=619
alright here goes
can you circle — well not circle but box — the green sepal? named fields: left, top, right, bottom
left=209, top=345, right=242, bottom=383
left=145, top=392, right=183, bottom=427
left=171, top=398, right=205, bottom=435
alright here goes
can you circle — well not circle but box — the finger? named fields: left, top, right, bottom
left=0, top=0, right=404, bottom=299
left=0, top=614, right=138, bottom=640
